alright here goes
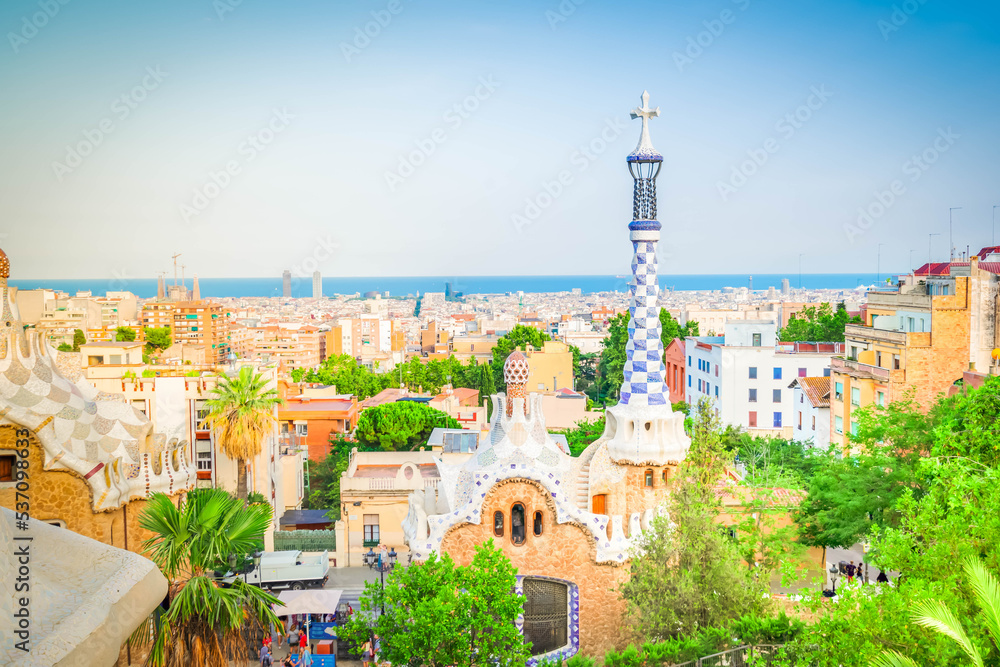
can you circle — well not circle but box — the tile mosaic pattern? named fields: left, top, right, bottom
left=619, top=235, right=669, bottom=407
left=0, top=270, right=194, bottom=511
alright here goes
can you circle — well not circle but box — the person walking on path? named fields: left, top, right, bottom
left=361, top=638, right=374, bottom=667
left=846, top=560, right=857, bottom=583
left=287, top=623, right=300, bottom=656
left=299, top=644, right=314, bottom=667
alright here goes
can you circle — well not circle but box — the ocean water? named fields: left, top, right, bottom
left=9, top=274, right=893, bottom=299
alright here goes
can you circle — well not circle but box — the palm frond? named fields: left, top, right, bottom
left=911, top=599, right=984, bottom=667
left=870, top=650, right=921, bottom=667
left=963, top=555, right=1000, bottom=652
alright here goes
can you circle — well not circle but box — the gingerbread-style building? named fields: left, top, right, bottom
left=404, top=92, right=690, bottom=660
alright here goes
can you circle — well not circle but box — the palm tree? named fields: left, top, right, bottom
left=137, top=489, right=282, bottom=667
left=202, top=366, right=283, bottom=501
left=871, top=556, right=1000, bottom=667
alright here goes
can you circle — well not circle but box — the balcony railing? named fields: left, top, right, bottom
left=845, top=324, right=906, bottom=346
left=831, top=356, right=890, bottom=381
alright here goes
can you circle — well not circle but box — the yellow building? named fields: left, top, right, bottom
left=830, top=270, right=980, bottom=450
left=525, top=340, right=574, bottom=392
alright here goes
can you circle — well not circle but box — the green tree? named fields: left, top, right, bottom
left=594, top=313, right=629, bottom=404
left=490, top=324, right=551, bottom=392
left=72, top=328, right=86, bottom=351
left=621, top=399, right=768, bottom=639
left=795, top=395, right=932, bottom=550
left=659, top=309, right=699, bottom=350
left=144, top=326, right=172, bottom=352
left=136, top=489, right=280, bottom=667
left=779, top=302, right=862, bottom=342
left=302, top=436, right=354, bottom=516
left=872, top=556, right=1000, bottom=667
left=115, top=326, right=137, bottom=342
left=201, top=367, right=283, bottom=500
left=479, top=361, right=496, bottom=421
left=354, top=401, right=460, bottom=451
left=56, top=342, right=72, bottom=352
left=558, top=416, right=606, bottom=457
left=341, top=540, right=529, bottom=667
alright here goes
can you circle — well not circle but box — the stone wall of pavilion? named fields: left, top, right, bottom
left=0, top=424, right=178, bottom=556
left=440, top=477, right=632, bottom=658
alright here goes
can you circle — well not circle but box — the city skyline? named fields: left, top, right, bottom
left=3, top=0, right=999, bottom=279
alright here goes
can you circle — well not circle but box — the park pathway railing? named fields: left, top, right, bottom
left=672, top=644, right=786, bottom=667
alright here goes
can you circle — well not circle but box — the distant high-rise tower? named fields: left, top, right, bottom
left=312, top=271, right=322, bottom=298
left=282, top=270, right=292, bottom=298
left=192, top=274, right=201, bottom=301
left=781, top=278, right=790, bottom=296
left=157, top=273, right=165, bottom=300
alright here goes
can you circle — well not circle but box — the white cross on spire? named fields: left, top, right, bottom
left=629, top=90, right=661, bottom=159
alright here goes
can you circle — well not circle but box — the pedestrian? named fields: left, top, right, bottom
left=361, top=637, right=374, bottom=667
left=275, top=619, right=284, bottom=650
left=846, top=560, right=856, bottom=583
left=300, top=643, right=315, bottom=667
left=259, top=642, right=272, bottom=667
left=288, top=623, right=300, bottom=656
left=877, top=570, right=889, bottom=584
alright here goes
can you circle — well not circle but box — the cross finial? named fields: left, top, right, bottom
left=628, top=90, right=662, bottom=160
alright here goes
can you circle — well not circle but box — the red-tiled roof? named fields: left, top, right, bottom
left=913, top=262, right=953, bottom=276
left=949, top=261, right=1000, bottom=275
left=798, top=376, right=831, bottom=408
left=977, top=246, right=1000, bottom=258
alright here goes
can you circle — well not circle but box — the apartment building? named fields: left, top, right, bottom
left=789, top=377, right=831, bottom=449
left=664, top=338, right=686, bottom=404
left=685, top=321, right=840, bottom=438
left=253, top=324, right=321, bottom=371
left=142, top=300, right=231, bottom=365
left=829, top=254, right=999, bottom=449
left=277, top=393, right=359, bottom=461
left=84, top=361, right=304, bottom=548
left=524, top=340, right=574, bottom=392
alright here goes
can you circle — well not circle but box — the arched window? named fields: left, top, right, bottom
left=523, top=578, right=569, bottom=655
left=533, top=511, right=543, bottom=536
left=662, top=469, right=669, bottom=485
left=644, top=469, right=654, bottom=487
left=511, top=503, right=526, bottom=545
left=493, top=511, right=504, bottom=537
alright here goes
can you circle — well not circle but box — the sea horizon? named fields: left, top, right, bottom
left=9, top=273, right=899, bottom=299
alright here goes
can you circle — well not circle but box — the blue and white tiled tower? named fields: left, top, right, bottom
left=602, top=92, right=690, bottom=466
left=619, top=91, right=669, bottom=407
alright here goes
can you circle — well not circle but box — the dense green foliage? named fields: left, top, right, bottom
left=56, top=342, right=72, bottom=352
left=354, top=401, right=460, bottom=451
left=778, top=302, right=862, bottom=342
left=294, top=353, right=483, bottom=399
left=559, top=416, right=606, bottom=456
left=490, top=324, right=551, bottom=392
left=736, top=435, right=824, bottom=489
left=136, top=489, right=280, bottom=667
left=72, top=328, right=85, bottom=351
left=341, top=540, right=529, bottom=667
left=143, top=326, right=172, bottom=352
left=621, top=400, right=769, bottom=639
left=659, top=308, right=699, bottom=348
left=302, top=436, right=353, bottom=516
left=590, top=313, right=628, bottom=404
left=604, top=613, right=804, bottom=666
left=115, top=326, right=136, bottom=342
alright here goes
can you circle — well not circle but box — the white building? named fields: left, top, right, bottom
left=685, top=320, right=841, bottom=438
left=312, top=271, right=322, bottom=298
left=789, top=377, right=831, bottom=449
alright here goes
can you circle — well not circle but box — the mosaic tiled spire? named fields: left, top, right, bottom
left=619, top=92, right=669, bottom=407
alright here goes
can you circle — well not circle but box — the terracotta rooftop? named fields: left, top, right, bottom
left=797, top=376, right=831, bottom=408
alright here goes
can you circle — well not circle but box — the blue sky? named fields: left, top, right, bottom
left=2, top=0, right=998, bottom=279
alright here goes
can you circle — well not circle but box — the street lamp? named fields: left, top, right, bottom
left=828, top=563, right=840, bottom=596
left=364, top=546, right=398, bottom=615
